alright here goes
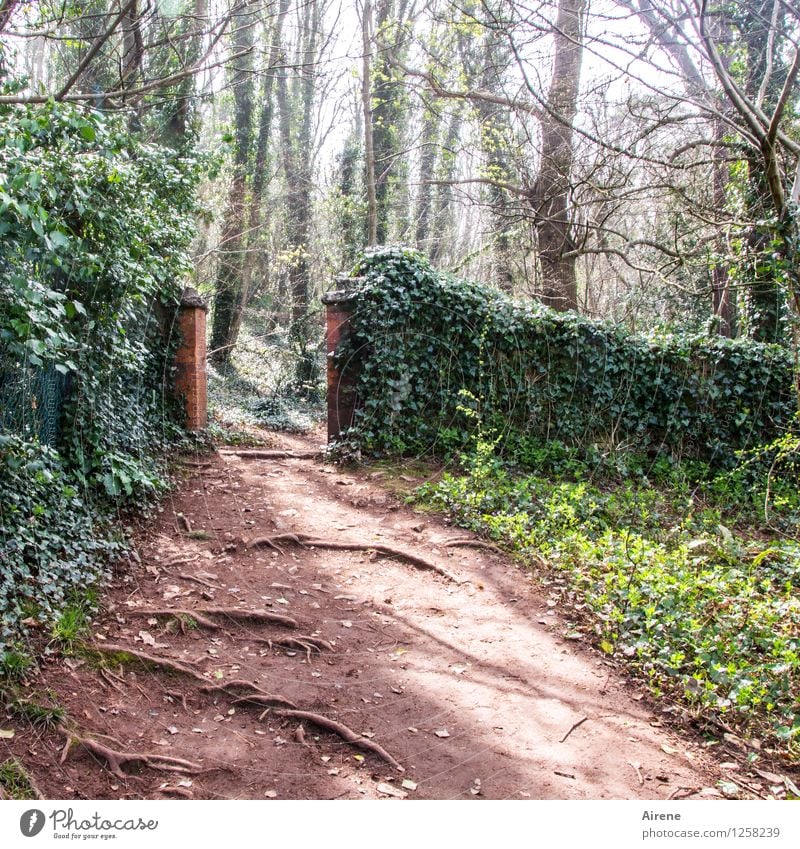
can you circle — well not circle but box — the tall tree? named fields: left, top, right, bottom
left=275, top=0, right=320, bottom=385
left=528, top=0, right=585, bottom=311
left=210, top=0, right=259, bottom=365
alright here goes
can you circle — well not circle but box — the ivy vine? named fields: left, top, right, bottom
left=336, top=247, right=795, bottom=467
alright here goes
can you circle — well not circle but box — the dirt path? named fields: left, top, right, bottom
left=4, top=431, right=724, bottom=800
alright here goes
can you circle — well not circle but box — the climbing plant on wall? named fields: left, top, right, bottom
left=336, top=247, right=796, bottom=466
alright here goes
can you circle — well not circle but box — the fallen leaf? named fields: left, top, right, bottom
left=661, top=744, right=679, bottom=755
left=377, top=782, right=408, bottom=799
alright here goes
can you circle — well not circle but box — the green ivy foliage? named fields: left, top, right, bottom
left=0, top=102, right=202, bottom=652
left=338, top=247, right=795, bottom=466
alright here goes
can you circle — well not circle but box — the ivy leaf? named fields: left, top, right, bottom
left=49, top=229, right=70, bottom=248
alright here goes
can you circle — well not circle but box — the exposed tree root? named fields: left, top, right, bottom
left=99, top=667, right=128, bottom=695
left=125, top=608, right=222, bottom=631
left=92, top=644, right=200, bottom=677
left=92, top=645, right=298, bottom=712
left=199, top=680, right=297, bottom=709
left=248, top=533, right=460, bottom=583
left=443, top=538, right=504, bottom=554
left=125, top=607, right=298, bottom=630
left=178, top=573, right=223, bottom=591
left=219, top=449, right=321, bottom=460
left=256, top=635, right=334, bottom=661
left=58, top=727, right=205, bottom=779
left=194, top=606, right=299, bottom=629
left=165, top=689, right=189, bottom=712
left=268, top=708, right=402, bottom=770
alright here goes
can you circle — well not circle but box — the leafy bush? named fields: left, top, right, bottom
left=0, top=102, right=202, bottom=652
left=336, top=247, right=795, bottom=467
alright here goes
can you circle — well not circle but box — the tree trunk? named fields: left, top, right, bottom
left=711, top=116, right=734, bottom=337
left=210, top=0, right=257, bottom=365
left=530, top=0, right=585, bottom=312
left=474, top=28, right=515, bottom=291
left=163, top=0, right=208, bottom=145
left=276, top=0, right=319, bottom=386
left=362, top=0, right=378, bottom=245
left=234, top=0, right=290, bottom=335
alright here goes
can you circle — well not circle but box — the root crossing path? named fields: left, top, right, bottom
left=21, top=432, right=722, bottom=800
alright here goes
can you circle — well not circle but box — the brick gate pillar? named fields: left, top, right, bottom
left=321, top=287, right=360, bottom=442
left=174, top=287, right=208, bottom=431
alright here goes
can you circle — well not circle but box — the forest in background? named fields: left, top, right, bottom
left=4, top=0, right=800, bottom=361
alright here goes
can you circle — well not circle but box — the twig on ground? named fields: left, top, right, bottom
left=178, top=573, right=223, bottom=591
left=559, top=716, right=589, bottom=743
left=443, top=538, right=504, bottom=554
left=667, top=786, right=699, bottom=800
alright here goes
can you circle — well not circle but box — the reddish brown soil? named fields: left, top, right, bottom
left=1, top=429, right=734, bottom=800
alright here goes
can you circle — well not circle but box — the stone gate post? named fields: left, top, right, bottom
left=321, top=287, right=359, bottom=442
left=174, top=287, right=208, bottom=431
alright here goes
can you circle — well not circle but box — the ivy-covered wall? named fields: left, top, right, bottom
left=0, top=103, right=201, bottom=652
left=337, top=248, right=796, bottom=465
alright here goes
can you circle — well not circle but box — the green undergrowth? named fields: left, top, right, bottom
left=414, top=436, right=800, bottom=762
left=1, top=101, right=203, bottom=658
left=2, top=687, right=64, bottom=730
left=0, top=758, right=39, bottom=800
left=208, top=314, right=324, bottom=434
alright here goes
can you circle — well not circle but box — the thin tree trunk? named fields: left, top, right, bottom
left=121, top=0, right=144, bottom=129
left=711, top=115, right=734, bottom=336
left=232, top=0, right=290, bottom=339
left=414, top=105, right=439, bottom=248
left=362, top=0, right=377, bottom=245
left=276, top=0, right=318, bottom=384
